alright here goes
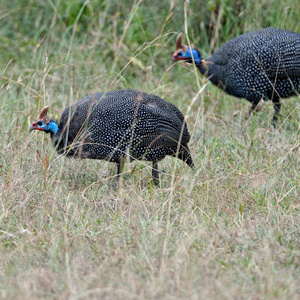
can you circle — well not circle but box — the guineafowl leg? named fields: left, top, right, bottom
left=248, top=102, right=258, bottom=116
left=116, top=159, right=125, bottom=183
left=152, top=162, right=160, bottom=186
left=272, top=100, right=281, bottom=127
left=248, top=98, right=264, bottom=118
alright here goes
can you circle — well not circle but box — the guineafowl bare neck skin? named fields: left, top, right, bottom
left=39, top=120, right=59, bottom=145
left=49, top=130, right=57, bottom=145
left=185, top=49, right=202, bottom=64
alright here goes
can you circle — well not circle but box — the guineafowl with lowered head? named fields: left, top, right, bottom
left=29, top=89, right=194, bottom=184
left=172, top=27, right=300, bottom=125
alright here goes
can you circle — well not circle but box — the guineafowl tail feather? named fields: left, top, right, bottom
left=177, top=146, right=195, bottom=169
left=185, top=155, right=195, bottom=170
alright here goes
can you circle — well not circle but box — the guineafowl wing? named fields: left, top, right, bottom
left=134, top=105, right=191, bottom=149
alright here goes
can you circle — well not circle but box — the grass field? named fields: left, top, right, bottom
left=1, top=0, right=300, bottom=299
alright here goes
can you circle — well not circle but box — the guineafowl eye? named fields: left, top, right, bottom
left=37, top=121, right=43, bottom=126
left=177, top=51, right=184, bottom=57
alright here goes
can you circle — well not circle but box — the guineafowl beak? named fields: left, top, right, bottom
left=172, top=52, right=186, bottom=62
left=29, top=123, right=43, bottom=131
left=172, top=53, right=179, bottom=61
left=29, top=124, right=36, bottom=131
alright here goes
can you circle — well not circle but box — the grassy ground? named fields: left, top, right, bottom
left=0, top=0, right=300, bottom=299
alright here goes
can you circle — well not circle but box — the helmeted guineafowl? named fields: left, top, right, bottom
left=29, top=89, right=194, bottom=184
left=172, top=27, right=300, bottom=125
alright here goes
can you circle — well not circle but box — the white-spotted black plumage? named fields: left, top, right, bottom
left=30, top=89, right=194, bottom=184
left=174, top=28, right=300, bottom=124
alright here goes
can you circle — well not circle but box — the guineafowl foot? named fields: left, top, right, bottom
left=247, top=99, right=264, bottom=119
left=152, top=178, right=160, bottom=186
left=271, top=115, right=282, bottom=128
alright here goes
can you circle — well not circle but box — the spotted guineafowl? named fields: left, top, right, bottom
left=172, top=27, right=300, bottom=125
left=29, top=89, right=194, bottom=184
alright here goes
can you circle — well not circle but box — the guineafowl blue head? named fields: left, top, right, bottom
left=29, top=107, right=59, bottom=135
left=172, top=33, right=201, bottom=64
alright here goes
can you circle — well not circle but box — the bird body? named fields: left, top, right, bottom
left=29, top=89, right=194, bottom=183
left=173, top=28, right=300, bottom=123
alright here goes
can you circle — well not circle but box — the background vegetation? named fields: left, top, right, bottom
left=0, top=0, right=299, bottom=298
